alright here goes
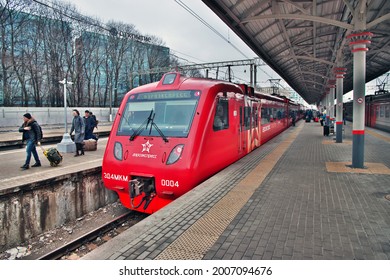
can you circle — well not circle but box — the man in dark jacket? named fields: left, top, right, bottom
left=19, top=113, right=42, bottom=170
left=83, top=110, right=97, bottom=141
left=89, top=111, right=98, bottom=128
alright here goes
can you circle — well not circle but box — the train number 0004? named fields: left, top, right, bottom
left=161, top=179, right=179, bottom=187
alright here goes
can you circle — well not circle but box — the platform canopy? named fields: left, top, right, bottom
left=202, top=0, right=390, bottom=104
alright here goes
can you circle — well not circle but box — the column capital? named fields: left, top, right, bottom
left=346, top=31, right=374, bottom=40
left=334, top=67, right=347, bottom=77
left=347, top=32, right=373, bottom=52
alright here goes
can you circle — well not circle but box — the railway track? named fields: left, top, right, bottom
left=37, top=211, right=146, bottom=260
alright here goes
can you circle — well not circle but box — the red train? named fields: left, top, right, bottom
left=102, top=73, right=302, bottom=214
left=344, top=93, right=390, bottom=132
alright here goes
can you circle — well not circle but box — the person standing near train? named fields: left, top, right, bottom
left=83, top=110, right=97, bottom=141
left=70, top=109, right=85, bottom=157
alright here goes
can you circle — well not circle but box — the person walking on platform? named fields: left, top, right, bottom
left=19, top=113, right=42, bottom=170
left=70, top=109, right=85, bottom=157
left=319, top=113, right=324, bottom=126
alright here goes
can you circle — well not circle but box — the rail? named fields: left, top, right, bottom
left=37, top=211, right=145, bottom=260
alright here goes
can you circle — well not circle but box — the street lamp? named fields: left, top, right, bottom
left=109, top=84, right=117, bottom=122
left=109, top=84, right=112, bottom=122
left=57, top=78, right=76, bottom=153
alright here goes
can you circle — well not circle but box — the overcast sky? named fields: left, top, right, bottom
left=61, top=0, right=283, bottom=86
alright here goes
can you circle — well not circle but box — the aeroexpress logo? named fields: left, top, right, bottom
left=132, top=140, right=157, bottom=159
left=141, top=140, right=153, bottom=153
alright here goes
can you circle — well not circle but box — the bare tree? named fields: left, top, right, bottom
left=0, top=0, right=171, bottom=107
left=145, top=35, right=170, bottom=82
left=2, top=3, right=32, bottom=106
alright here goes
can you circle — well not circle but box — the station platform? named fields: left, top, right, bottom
left=0, top=123, right=118, bottom=253
left=0, top=124, right=111, bottom=194
left=0, top=122, right=112, bottom=148
left=82, top=121, right=390, bottom=260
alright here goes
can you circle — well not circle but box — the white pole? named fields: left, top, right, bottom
left=57, top=78, right=75, bottom=153
left=63, top=80, right=67, bottom=133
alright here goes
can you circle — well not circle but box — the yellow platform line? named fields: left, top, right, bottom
left=155, top=124, right=304, bottom=260
left=366, top=129, right=390, bottom=143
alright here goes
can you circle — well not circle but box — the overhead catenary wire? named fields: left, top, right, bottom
left=174, top=0, right=249, bottom=59
left=169, top=50, right=252, bottom=84
left=31, top=0, right=109, bottom=32
left=173, top=0, right=274, bottom=81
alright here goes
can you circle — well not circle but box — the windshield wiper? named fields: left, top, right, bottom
left=129, top=109, right=168, bottom=142
left=148, top=112, right=168, bottom=143
left=129, top=109, right=154, bottom=141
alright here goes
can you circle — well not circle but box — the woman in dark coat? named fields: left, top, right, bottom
left=69, top=109, right=85, bottom=156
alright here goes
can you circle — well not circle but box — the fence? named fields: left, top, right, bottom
left=0, top=107, right=118, bottom=128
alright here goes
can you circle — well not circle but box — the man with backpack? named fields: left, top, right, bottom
left=89, top=111, right=98, bottom=128
left=18, top=113, right=42, bottom=170
left=83, top=110, right=97, bottom=141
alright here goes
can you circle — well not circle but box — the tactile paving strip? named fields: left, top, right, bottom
left=322, top=140, right=352, bottom=145
left=326, top=161, right=390, bottom=174
left=155, top=125, right=303, bottom=260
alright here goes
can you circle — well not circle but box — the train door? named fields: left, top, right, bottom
left=238, top=105, right=243, bottom=155
left=253, top=101, right=260, bottom=147
left=238, top=103, right=247, bottom=154
left=365, top=102, right=374, bottom=127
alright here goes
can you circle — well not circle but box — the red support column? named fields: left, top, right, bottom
left=347, top=32, right=373, bottom=168
left=334, top=67, right=347, bottom=143
left=325, top=89, right=331, bottom=126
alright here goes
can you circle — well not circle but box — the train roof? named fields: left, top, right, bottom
left=128, top=72, right=243, bottom=94
left=345, top=93, right=390, bottom=105
left=255, top=92, right=286, bottom=102
left=128, top=72, right=304, bottom=106
left=366, top=93, right=390, bottom=102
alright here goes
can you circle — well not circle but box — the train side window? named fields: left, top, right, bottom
left=240, top=107, right=243, bottom=128
left=213, top=99, right=229, bottom=131
left=385, top=105, right=389, bottom=118
left=261, top=107, right=270, bottom=125
left=253, top=105, right=259, bottom=127
left=244, top=106, right=251, bottom=130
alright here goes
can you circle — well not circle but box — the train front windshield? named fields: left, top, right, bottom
left=117, top=90, right=200, bottom=138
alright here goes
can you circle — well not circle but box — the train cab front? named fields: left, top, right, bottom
left=103, top=73, right=201, bottom=214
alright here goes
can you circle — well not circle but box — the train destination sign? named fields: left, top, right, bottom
left=135, top=91, right=194, bottom=100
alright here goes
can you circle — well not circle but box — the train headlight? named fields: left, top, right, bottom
left=166, top=144, right=184, bottom=165
left=114, top=142, right=123, bottom=161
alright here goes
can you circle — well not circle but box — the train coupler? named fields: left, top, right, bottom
left=129, top=177, right=155, bottom=210
left=130, top=179, right=144, bottom=198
